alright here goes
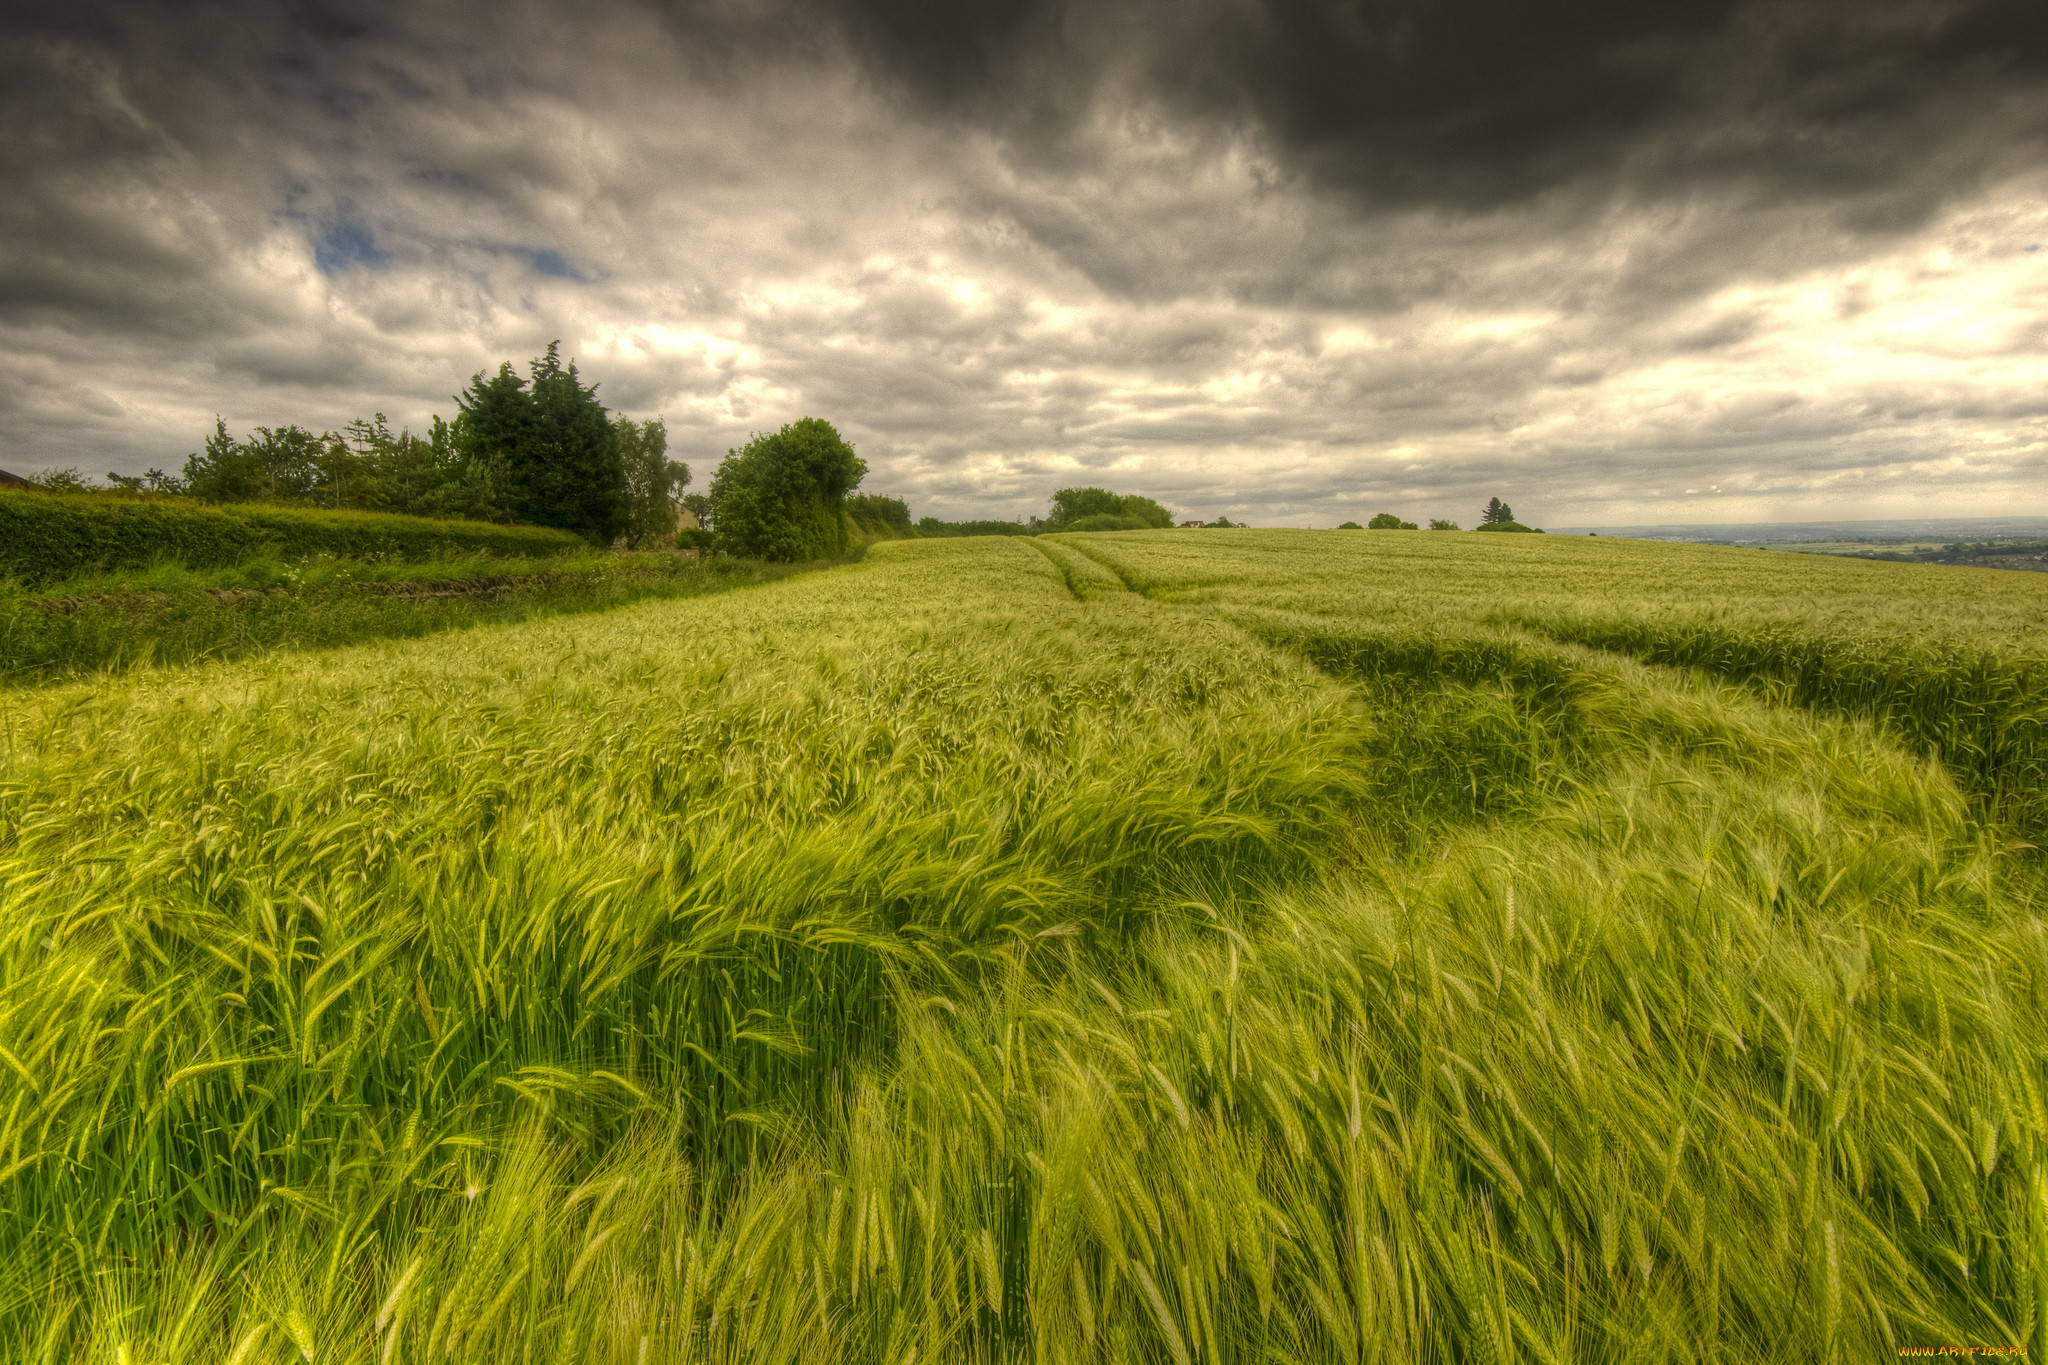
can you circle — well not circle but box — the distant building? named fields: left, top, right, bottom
left=674, top=499, right=700, bottom=532
left=0, top=469, right=32, bottom=488
left=1179, top=519, right=1206, bottom=528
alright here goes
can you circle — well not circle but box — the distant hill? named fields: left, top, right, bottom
left=1553, top=515, right=2048, bottom=545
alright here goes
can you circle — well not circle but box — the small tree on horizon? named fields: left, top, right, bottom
left=1368, top=512, right=1418, bottom=529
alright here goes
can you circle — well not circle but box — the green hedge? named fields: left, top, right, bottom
left=0, top=492, right=586, bottom=585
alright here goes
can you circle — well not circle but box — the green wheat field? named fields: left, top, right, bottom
left=3, top=529, right=2045, bottom=1362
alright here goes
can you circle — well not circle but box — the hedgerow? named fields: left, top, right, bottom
left=0, top=491, right=584, bottom=584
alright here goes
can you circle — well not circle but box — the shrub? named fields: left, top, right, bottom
left=1337, top=521, right=1364, bottom=530
left=0, top=490, right=583, bottom=586
left=1367, top=512, right=1419, bottom=529
left=708, top=418, right=867, bottom=562
left=1474, top=520, right=1543, bottom=533
left=1429, top=518, right=1460, bottom=530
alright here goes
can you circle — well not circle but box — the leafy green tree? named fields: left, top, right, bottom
left=709, top=418, right=867, bottom=562
left=104, top=468, right=185, bottom=494
left=616, top=417, right=690, bottom=549
left=1429, top=518, right=1460, bottom=530
left=679, top=493, right=712, bottom=532
left=1337, top=521, right=1363, bottom=529
left=1368, top=512, right=1419, bottom=529
left=1481, top=497, right=1515, bottom=525
left=414, top=416, right=514, bottom=523
left=28, top=468, right=94, bottom=493
left=1047, top=487, right=1126, bottom=527
left=1118, top=494, right=1174, bottom=529
left=328, top=412, right=474, bottom=515
left=183, top=421, right=331, bottom=503
left=1047, top=487, right=1172, bottom=531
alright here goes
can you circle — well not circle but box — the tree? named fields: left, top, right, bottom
left=455, top=343, right=626, bottom=542
left=414, top=415, right=513, bottom=523
left=708, top=417, right=867, bottom=562
left=105, top=468, right=185, bottom=494
left=1337, top=521, right=1363, bottom=529
left=1047, top=487, right=1127, bottom=527
left=1117, top=494, right=1174, bottom=529
left=28, top=468, right=94, bottom=493
left=1481, top=497, right=1515, bottom=525
left=1428, top=518, right=1460, bottom=530
left=183, top=420, right=331, bottom=503
left=1368, top=512, right=1418, bottom=529
left=616, top=417, right=690, bottom=548
left=1047, top=487, right=1172, bottom=531
left=679, top=493, right=712, bottom=531
left=449, top=363, right=529, bottom=501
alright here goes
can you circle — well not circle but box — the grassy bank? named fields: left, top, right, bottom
left=0, top=531, right=2039, bottom=1361
left=0, top=551, right=819, bottom=684
left=0, top=489, right=583, bottom=584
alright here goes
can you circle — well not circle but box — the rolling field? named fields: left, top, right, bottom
left=0, top=530, right=2043, bottom=1362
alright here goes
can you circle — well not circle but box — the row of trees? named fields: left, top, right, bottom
left=87, top=346, right=688, bottom=547
left=1338, top=499, right=1533, bottom=531
left=693, top=473, right=1188, bottom=556
left=58, top=350, right=1533, bottom=556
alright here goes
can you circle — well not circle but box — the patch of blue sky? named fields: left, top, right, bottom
left=525, top=249, right=574, bottom=278
left=313, top=222, right=389, bottom=274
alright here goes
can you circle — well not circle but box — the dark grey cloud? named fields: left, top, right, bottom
left=1, top=0, right=2046, bottom=525
left=833, top=0, right=2048, bottom=201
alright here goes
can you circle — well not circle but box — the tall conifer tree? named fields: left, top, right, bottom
left=454, top=343, right=626, bottom=541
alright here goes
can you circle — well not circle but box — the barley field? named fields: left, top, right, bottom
left=0, top=530, right=2042, bottom=1362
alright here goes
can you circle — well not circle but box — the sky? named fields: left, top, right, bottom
left=4, top=0, right=2047, bottom=528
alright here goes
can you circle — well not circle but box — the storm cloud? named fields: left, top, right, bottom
left=2, top=0, right=2045, bottom=524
